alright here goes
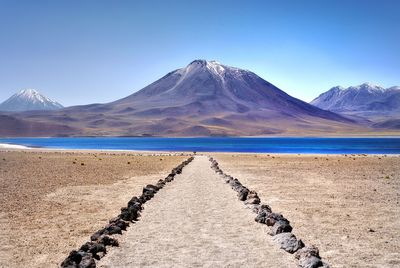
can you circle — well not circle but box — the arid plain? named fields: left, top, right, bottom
left=0, top=150, right=399, bottom=268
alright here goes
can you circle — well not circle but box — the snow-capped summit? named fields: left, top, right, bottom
left=0, top=88, right=63, bottom=112
left=311, top=83, right=400, bottom=116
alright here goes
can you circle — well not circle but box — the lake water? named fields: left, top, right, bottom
left=1, top=137, right=400, bottom=154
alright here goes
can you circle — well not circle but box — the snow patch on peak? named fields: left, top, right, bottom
left=352, top=82, right=385, bottom=92
left=0, top=88, right=63, bottom=111
left=19, top=88, right=39, bottom=95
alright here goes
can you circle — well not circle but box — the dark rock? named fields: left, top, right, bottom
left=269, top=220, right=293, bottom=235
left=90, top=229, right=105, bottom=241
left=142, top=190, right=155, bottom=201
left=98, top=235, right=119, bottom=247
left=104, top=223, right=122, bottom=235
left=298, top=256, right=323, bottom=268
left=127, top=197, right=142, bottom=210
left=237, top=187, right=249, bottom=201
left=60, top=250, right=82, bottom=267
left=257, top=204, right=272, bottom=214
left=295, top=245, right=325, bottom=268
left=120, top=206, right=140, bottom=221
left=60, top=250, right=96, bottom=268
left=265, top=213, right=289, bottom=226
left=247, top=191, right=259, bottom=199
left=109, top=217, right=129, bottom=231
left=245, top=191, right=260, bottom=204
left=165, top=174, right=174, bottom=182
left=295, top=245, right=320, bottom=259
left=80, top=242, right=106, bottom=260
left=255, top=211, right=269, bottom=224
left=144, top=184, right=159, bottom=193
left=78, top=250, right=96, bottom=267
left=272, top=232, right=304, bottom=253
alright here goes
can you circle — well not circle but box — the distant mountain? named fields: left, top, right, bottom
left=0, top=89, right=63, bottom=112
left=111, top=60, right=349, bottom=120
left=311, top=83, right=400, bottom=118
left=0, top=60, right=375, bottom=137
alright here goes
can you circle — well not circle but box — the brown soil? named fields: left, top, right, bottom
left=0, top=150, right=186, bottom=267
left=211, top=153, right=400, bottom=268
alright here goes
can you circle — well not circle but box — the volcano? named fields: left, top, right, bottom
left=0, top=60, right=365, bottom=137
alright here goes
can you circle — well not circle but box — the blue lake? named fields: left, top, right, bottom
left=1, top=137, right=400, bottom=154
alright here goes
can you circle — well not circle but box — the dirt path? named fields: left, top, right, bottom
left=98, top=156, right=295, bottom=268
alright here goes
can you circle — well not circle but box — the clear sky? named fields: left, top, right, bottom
left=0, top=0, right=399, bottom=106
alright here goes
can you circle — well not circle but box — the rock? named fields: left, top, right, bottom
left=127, top=197, right=142, bottom=210
left=156, top=179, right=165, bottom=188
left=104, top=223, right=122, bottom=235
left=80, top=241, right=106, bottom=260
left=109, top=217, right=129, bottom=231
left=247, top=191, right=259, bottom=199
left=165, top=174, right=174, bottom=182
left=265, top=213, right=289, bottom=226
left=272, top=232, right=304, bottom=253
left=269, top=220, right=293, bottom=235
left=295, top=245, right=324, bottom=268
left=120, top=206, right=140, bottom=221
left=245, top=191, right=261, bottom=205
left=255, top=211, right=269, bottom=224
left=298, top=256, right=323, bottom=268
left=60, top=250, right=82, bottom=267
left=295, top=245, right=320, bottom=259
left=144, top=184, right=159, bottom=193
left=78, top=250, right=96, bottom=267
left=98, top=235, right=119, bottom=247
left=245, top=197, right=260, bottom=205
left=257, top=204, right=272, bottom=214
left=90, top=229, right=104, bottom=241
left=237, top=187, right=249, bottom=201
left=60, top=250, right=96, bottom=268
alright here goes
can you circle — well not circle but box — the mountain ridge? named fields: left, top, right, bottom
left=0, top=60, right=386, bottom=137
left=311, top=83, right=400, bottom=113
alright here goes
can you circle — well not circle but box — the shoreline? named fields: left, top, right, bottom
left=0, top=145, right=399, bottom=156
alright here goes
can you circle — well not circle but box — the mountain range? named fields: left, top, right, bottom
left=0, top=60, right=398, bottom=137
left=0, top=89, right=63, bottom=112
left=311, top=83, right=400, bottom=116
left=311, top=83, right=400, bottom=129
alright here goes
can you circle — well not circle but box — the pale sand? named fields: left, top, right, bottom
left=0, top=151, right=187, bottom=267
left=98, top=155, right=296, bottom=268
left=212, top=153, right=400, bottom=268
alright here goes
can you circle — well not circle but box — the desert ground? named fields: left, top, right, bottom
left=211, top=153, right=400, bottom=268
left=0, top=150, right=187, bottom=267
left=0, top=150, right=399, bottom=268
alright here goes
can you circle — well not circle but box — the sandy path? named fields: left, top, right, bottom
left=98, top=156, right=295, bottom=268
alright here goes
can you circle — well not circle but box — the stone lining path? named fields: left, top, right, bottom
left=98, top=156, right=295, bottom=268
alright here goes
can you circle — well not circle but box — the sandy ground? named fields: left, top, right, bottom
left=1, top=150, right=399, bottom=268
left=98, top=155, right=296, bottom=268
left=0, top=150, right=187, bottom=267
left=211, top=153, right=400, bottom=268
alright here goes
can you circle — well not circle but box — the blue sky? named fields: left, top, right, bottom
left=0, top=0, right=399, bottom=106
